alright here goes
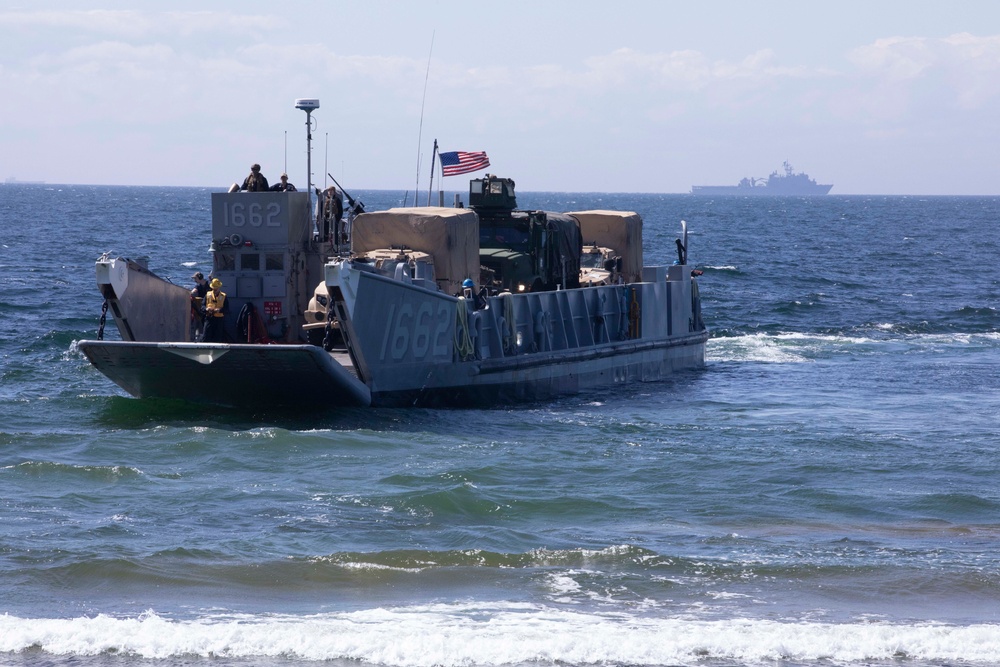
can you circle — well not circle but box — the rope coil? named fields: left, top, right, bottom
left=500, top=293, right=516, bottom=355
left=454, top=298, right=474, bottom=360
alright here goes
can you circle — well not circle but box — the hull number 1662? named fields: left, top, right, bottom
left=222, top=201, right=282, bottom=228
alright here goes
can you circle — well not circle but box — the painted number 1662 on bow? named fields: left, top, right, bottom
left=380, top=300, right=453, bottom=362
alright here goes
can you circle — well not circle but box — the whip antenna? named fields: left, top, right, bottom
left=414, top=31, right=435, bottom=205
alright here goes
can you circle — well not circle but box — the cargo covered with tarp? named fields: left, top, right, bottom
left=351, top=206, right=479, bottom=295
left=542, top=212, right=583, bottom=289
left=568, top=210, right=644, bottom=283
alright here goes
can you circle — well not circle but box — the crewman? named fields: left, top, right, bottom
left=316, top=186, right=344, bottom=242
left=271, top=173, right=297, bottom=192
left=462, top=278, right=487, bottom=310
left=190, top=272, right=209, bottom=339
left=203, top=278, right=229, bottom=342
left=241, top=164, right=269, bottom=192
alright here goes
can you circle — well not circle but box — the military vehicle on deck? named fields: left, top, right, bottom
left=471, top=175, right=582, bottom=293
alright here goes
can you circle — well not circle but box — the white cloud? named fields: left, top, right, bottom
left=850, top=36, right=936, bottom=80
left=0, top=9, right=277, bottom=38
left=0, top=9, right=154, bottom=34
left=848, top=33, right=1000, bottom=109
left=2, top=5, right=1000, bottom=192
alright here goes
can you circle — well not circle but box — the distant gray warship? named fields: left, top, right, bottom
left=691, top=161, right=832, bottom=195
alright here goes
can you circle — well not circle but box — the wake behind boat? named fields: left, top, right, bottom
left=78, top=100, right=708, bottom=410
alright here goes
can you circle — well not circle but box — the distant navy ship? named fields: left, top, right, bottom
left=691, top=161, right=832, bottom=195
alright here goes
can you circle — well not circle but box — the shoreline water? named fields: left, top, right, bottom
left=2, top=186, right=999, bottom=666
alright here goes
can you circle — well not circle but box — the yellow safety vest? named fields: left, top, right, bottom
left=205, top=291, right=226, bottom=317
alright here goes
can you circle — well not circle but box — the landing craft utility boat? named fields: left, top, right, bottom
left=77, top=100, right=708, bottom=409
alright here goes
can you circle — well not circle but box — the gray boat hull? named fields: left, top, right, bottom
left=79, top=257, right=707, bottom=409
left=691, top=184, right=833, bottom=196
left=77, top=332, right=705, bottom=409
left=78, top=340, right=372, bottom=408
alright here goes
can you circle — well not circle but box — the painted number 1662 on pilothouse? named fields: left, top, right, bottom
left=221, top=201, right=283, bottom=228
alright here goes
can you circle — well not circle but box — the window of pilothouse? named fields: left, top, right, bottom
left=240, top=253, right=260, bottom=271
left=265, top=253, right=284, bottom=271
left=214, top=253, right=235, bottom=272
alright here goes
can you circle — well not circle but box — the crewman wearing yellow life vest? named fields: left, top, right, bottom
left=203, top=278, right=228, bottom=343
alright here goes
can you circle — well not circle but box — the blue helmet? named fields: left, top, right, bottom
left=462, top=278, right=475, bottom=288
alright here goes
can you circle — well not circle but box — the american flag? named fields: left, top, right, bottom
left=439, top=151, right=490, bottom=177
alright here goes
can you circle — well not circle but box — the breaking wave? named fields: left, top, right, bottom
left=2, top=607, right=999, bottom=666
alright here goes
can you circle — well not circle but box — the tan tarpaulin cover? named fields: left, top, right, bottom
left=568, top=210, right=644, bottom=282
left=351, top=206, right=480, bottom=294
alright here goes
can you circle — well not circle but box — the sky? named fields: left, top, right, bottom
left=3, top=1, right=1000, bottom=194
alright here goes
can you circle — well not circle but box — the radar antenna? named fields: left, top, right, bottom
left=294, top=98, right=320, bottom=214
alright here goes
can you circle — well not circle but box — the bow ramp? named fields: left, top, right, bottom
left=79, top=340, right=371, bottom=408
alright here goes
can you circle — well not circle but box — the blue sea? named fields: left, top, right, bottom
left=2, top=184, right=1000, bottom=667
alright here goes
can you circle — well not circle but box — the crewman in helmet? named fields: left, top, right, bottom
left=241, top=164, right=269, bottom=192
left=462, top=278, right=486, bottom=310
left=203, top=278, right=229, bottom=342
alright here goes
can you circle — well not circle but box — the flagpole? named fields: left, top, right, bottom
left=427, top=139, right=438, bottom=206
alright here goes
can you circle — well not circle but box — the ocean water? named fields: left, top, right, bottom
left=2, top=183, right=1000, bottom=667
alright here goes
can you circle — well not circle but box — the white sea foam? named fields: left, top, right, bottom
left=3, top=607, right=1000, bottom=665
left=338, top=561, right=426, bottom=573
left=707, top=334, right=811, bottom=363
left=545, top=572, right=584, bottom=602
left=64, top=340, right=82, bottom=360
left=707, top=330, right=1000, bottom=364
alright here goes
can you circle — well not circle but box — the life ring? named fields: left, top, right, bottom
left=229, top=233, right=243, bottom=246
